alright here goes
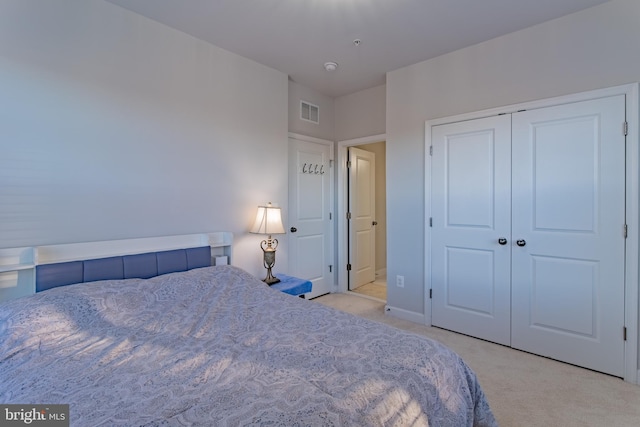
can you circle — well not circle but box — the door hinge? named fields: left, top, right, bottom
left=429, top=146, right=433, bottom=156
left=429, top=289, right=432, bottom=299
left=347, top=212, right=352, bottom=220
left=624, top=326, right=627, bottom=341
left=623, top=121, right=628, bottom=136
left=346, top=263, right=352, bottom=271
left=329, top=265, right=332, bottom=273
left=624, top=224, right=628, bottom=238
left=429, top=217, right=433, bottom=227
left=329, top=212, right=332, bottom=220
left=330, top=159, right=333, bottom=167
left=347, top=160, right=352, bottom=168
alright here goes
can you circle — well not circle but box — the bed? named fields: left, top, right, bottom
left=0, top=241, right=497, bottom=426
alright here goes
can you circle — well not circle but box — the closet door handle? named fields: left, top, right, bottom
left=498, top=238, right=507, bottom=245
left=290, top=227, right=297, bottom=233
left=516, top=239, right=526, bottom=247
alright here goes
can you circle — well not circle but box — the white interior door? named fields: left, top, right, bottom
left=511, top=96, right=626, bottom=377
left=288, top=137, right=333, bottom=299
left=431, top=115, right=512, bottom=345
left=348, top=147, right=376, bottom=289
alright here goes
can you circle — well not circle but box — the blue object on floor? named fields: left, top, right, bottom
left=270, top=274, right=312, bottom=297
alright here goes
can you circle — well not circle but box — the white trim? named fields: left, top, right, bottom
left=375, top=268, right=387, bottom=279
left=336, top=134, right=386, bottom=293
left=424, top=122, right=433, bottom=327
left=427, top=83, right=637, bottom=126
left=624, top=83, right=639, bottom=384
left=338, top=133, right=387, bottom=147
left=288, top=132, right=333, bottom=146
left=384, top=304, right=426, bottom=324
left=425, top=83, right=639, bottom=384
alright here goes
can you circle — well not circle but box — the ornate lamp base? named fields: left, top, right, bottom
left=263, top=268, right=280, bottom=285
left=261, top=235, right=280, bottom=285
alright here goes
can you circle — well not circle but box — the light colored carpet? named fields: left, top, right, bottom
left=313, top=293, right=640, bottom=427
left=350, top=282, right=387, bottom=300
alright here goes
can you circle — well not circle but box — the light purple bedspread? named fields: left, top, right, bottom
left=0, top=265, right=497, bottom=426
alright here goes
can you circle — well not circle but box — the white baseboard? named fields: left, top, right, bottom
left=375, top=268, right=387, bottom=279
left=384, top=304, right=425, bottom=324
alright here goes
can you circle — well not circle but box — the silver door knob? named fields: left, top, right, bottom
left=516, top=239, right=526, bottom=247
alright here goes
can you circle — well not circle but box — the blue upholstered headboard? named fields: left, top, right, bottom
left=35, top=246, right=212, bottom=292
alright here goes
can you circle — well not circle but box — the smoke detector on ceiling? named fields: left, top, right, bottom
left=324, top=62, right=338, bottom=72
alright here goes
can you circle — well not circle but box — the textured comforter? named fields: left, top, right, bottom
left=0, top=265, right=497, bottom=426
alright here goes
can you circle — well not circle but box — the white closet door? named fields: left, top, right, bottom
left=431, top=115, right=512, bottom=346
left=511, top=95, right=626, bottom=377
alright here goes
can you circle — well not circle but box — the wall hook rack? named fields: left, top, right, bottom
left=301, top=163, right=325, bottom=174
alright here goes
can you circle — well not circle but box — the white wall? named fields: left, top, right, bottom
left=335, top=84, right=386, bottom=142
left=386, top=0, right=640, bottom=317
left=289, top=80, right=385, bottom=143
left=288, top=80, right=335, bottom=141
left=0, top=0, right=289, bottom=276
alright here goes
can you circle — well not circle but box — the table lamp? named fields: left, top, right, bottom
left=250, top=202, right=285, bottom=284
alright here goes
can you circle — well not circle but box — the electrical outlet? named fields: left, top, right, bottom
left=396, top=275, right=405, bottom=288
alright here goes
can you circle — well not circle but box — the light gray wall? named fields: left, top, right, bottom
left=386, top=0, right=640, bottom=317
left=334, top=84, right=386, bottom=142
left=288, top=80, right=335, bottom=141
left=0, top=0, right=289, bottom=276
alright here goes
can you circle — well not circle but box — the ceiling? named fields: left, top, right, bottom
left=106, top=0, right=610, bottom=98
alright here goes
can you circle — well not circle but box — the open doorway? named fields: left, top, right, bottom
left=337, top=135, right=387, bottom=301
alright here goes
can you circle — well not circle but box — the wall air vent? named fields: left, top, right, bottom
left=300, top=100, right=319, bottom=124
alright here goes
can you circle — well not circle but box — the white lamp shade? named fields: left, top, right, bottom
left=250, top=203, right=285, bottom=235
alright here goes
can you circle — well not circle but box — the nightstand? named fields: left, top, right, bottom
left=270, top=274, right=312, bottom=298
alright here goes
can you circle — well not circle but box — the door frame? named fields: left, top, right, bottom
left=425, top=83, right=639, bottom=384
left=288, top=132, right=336, bottom=294
left=337, top=133, right=386, bottom=293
